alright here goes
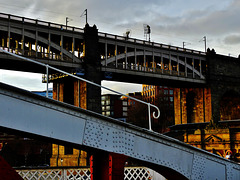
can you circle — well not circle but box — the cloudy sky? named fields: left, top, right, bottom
left=1, top=0, right=240, bottom=93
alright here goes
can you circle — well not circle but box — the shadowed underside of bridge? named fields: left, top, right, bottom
left=0, top=82, right=239, bottom=180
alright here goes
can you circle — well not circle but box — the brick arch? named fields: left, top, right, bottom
left=220, top=90, right=240, bottom=120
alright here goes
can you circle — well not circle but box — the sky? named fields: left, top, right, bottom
left=0, top=0, right=240, bottom=93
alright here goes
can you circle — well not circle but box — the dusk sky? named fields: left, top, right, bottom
left=0, top=0, right=240, bottom=93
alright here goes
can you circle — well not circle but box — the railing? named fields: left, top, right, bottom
left=16, top=167, right=157, bottom=180
left=0, top=12, right=84, bottom=33
left=98, top=31, right=206, bottom=56
left=0, top=48, right=160, bottom=131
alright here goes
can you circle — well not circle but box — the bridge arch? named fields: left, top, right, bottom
left=102, top=51, right=205, bottom=79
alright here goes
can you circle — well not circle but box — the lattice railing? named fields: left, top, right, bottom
left=17, top=167, right=153, bottom=180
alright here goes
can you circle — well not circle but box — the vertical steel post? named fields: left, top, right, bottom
left=115, top=43, right=117, bottom=68
left=46, top=65, right=49, bottom=98
left=148, top=103, right=152, bottom=131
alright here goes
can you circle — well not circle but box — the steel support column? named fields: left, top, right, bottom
left=90, top=151, right=127, bottom=180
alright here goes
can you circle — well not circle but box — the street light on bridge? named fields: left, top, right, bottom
left=143, top=24, right=151, bottom=42
left=66, top=17, right=73, bottom=30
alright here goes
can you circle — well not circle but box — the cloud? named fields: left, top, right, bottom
left=224, top=34, right=240, bottom=45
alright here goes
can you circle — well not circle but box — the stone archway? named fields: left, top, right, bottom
left=220, top=90, right=240, bottom=120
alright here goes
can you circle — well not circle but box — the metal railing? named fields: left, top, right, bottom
left=16, top=166, right=156, bottom=180
left=0, top=48, right=160, bottom=131
left=0, top=12, right=84, bottom=33
left=98, top=31, right=206, bottom=56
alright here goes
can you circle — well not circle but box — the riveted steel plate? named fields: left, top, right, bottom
left=82, top=120, right=134, bottom=153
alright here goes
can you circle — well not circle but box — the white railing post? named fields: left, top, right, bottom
left=148, top=103, right=152, bottom=131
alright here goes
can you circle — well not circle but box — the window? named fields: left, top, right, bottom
left=123, top=112, right=128, bottom=116
left=122, top=101, right=128, bottom=106
left=169, top=90, right=173, bottom=95
left=123, top=107, right=128, bottom=111
left=64, top=146, right=73, bottom=155
left=106, top=100, right=110, bottom=105
left=164, top=90, right=168, bottom=95
left=170, top=97, right=173, bottom=102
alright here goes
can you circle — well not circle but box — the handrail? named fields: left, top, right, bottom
left=0, top=12, right=84, bottom=33
left=0, top=48, right=160, bottom=131
left=98, top=31, right=206, bottom=56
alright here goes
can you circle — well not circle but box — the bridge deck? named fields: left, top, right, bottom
left=0, top=82, right=239, bottom=179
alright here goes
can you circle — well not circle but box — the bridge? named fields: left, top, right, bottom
left=2, top=12, right=238, bottom=121
left=1, top=12, right=240, bottom=179
left=0, top=12, right=206, bottom=86
left=0, top=82, right=239, bottom=180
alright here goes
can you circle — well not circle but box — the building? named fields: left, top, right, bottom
left=101, top=94, right=128, bottom=122
left=166, top=88, right=240, bottom=162
left=142, top=85, right=174, bottom=133
left=142, top=85, right=174, bottom=106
